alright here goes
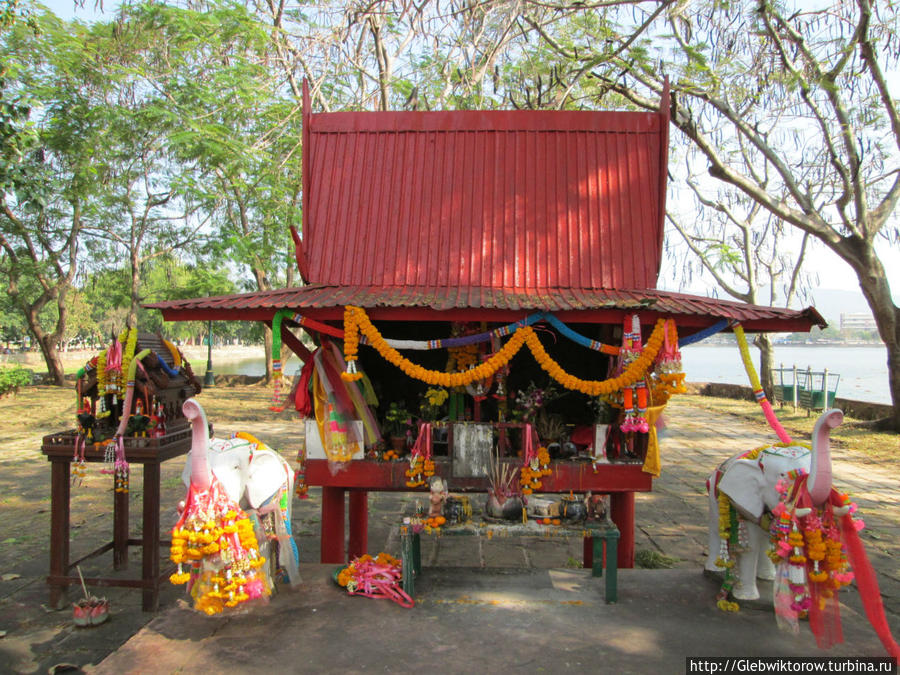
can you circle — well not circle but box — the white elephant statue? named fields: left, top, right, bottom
left=182, top=398, right=301, bottom=586
left=705, top=409, right=843, bottom=600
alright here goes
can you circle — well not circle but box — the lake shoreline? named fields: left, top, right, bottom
left=5, top=344, right=892, bottom=410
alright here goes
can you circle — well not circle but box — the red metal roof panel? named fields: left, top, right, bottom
left=303, top=108, right=667, bottom=292
left=145, top=285, right=825, bottom=333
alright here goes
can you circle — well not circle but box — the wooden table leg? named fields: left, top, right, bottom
left=590, top=536, right=602, bottom=578
left=610, top=491, right=634, bottom=568
left=320, top=487, right=346, bottom=563
left=400, top=529, right=415, bottom=597
left=142, top=462, right=161, bottom=611
left=48, top=460, right=70, bottom=610
left=113, top=470, right=130, bottom=570
left=348, top=490, right=368, bottom=560
left=605, top=532, right=619, bottom=603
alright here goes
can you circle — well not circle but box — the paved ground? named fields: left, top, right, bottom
left=1, top=396, right=898, bottom=673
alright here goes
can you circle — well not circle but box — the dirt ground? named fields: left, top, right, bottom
left=0, top=380, right=896, bottom=673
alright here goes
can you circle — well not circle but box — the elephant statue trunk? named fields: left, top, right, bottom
left=807, top=409, right=843, bottom=506
left=183, top=398, right=211, bottom=491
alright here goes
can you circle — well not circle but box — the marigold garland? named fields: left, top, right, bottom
left=118, top=327, right=138, bottom=391
left=169, top=501, right=269, bottom=615
left=520, top=446, right=552, bottom=495
left=342, top=306, right=668, bottom=396
left=769, top=480, right=857, bottom=616
left=522, top=319, right=666, bottom=396
left=96, top=349, right=107, bottom=398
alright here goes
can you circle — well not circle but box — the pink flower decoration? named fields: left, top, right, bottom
left=853, top=519, right=865, bottom=531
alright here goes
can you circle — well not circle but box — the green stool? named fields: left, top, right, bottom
left=399, top=519, right=619, bottom=603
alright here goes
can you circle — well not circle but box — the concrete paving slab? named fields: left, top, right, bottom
left=88, top=565, right=892, bottom=675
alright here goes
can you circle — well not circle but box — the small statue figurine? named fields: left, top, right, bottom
left=584, top=491, right=610, bottom=521
left=428, top=476, right=448, bottom=518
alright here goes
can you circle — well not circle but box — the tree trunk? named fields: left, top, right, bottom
left=262, top=324, right=273, bottom=385
left=36, top=334, right=66, bottom=385
left=863, top=298, right=900, bottom=431
left=839, top=239, right=900, bottom=431
left=23, top=305, right=65, bottom=386
left=251, top=265, right=273, bottom=383
left=128, top=250, right=140, bottom=328
left=754, top=333, right=775, bottom=401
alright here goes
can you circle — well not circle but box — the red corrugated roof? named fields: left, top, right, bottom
left=144, top=84, right=824, bottom=335
left=145, top=284, right=825, bottom=333
left=300, top=98, right=669, bottom=291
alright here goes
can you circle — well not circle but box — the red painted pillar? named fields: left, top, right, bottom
left=583, top=536, right=594, bottom=569
left=320, top=487, right=346, bottom=563
left=610, top=491, right=635, bottom=568
left=348, top=490, right=369, bottom=560
left=49, top=460, right=71, bottom=609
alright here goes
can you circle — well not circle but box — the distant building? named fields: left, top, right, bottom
left=840, top=313, right=877, bottom=332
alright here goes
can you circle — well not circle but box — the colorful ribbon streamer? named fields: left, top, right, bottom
left=679, top=319, right=729, bottom=347
left=733, top=323, right=792, bottom=444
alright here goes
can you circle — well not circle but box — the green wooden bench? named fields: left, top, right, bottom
left=398, top=518, right=620, bottom=603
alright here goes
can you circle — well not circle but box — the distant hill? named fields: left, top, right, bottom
left=806, top=288, right=873, bottom=325
left=657, top=277, right=878, bottom=327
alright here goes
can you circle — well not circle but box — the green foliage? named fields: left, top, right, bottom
left=384, top=402, right=414, bottom=437
left=0, top=365, right=31, bottom=397
left=0, top=0, right=37, bottom=33
left=634, top=549, right=679, bottom=569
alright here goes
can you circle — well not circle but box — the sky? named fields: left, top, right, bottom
left=30, top=0, right=900, bottom=312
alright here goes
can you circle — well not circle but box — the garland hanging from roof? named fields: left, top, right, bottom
left=278, top=308, right=622, bottom=354
left=340, top=305, right=667, bottom=396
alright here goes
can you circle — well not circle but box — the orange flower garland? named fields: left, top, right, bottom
left=341, top=306, right=668, bottom=397
left=342, top=306, right=361, bottom=381
left=520, top=446, right=552, bottom=495
left=523, top=319, right=667, bottom=396
left=344, top=306, right=526, bottom=388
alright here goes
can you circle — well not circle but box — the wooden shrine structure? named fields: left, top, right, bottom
left=146, top=82, right=825, bottom=569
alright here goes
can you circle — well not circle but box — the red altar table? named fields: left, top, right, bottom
left=306, top=457, right=651, bottom=569
left=41, top=427, right=192, bottom=611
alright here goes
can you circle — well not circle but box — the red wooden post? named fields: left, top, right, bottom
left=142, top=462, right=161, bottom=611
left=113, top=473, right=130, bottom=569
left=320, top=486, right=346, bottom=563
left=610, top=491, right=635, bottom=568
left=48, top=460, right=70, bottom=609
left=348, top=490, right=368, bottom=560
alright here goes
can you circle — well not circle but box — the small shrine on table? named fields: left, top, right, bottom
left=146, top=81, right=824, bottom=569
left=41, top=330, right=201, bottom=611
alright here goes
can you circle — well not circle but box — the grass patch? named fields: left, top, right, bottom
left=634, top=549, right=680, bottom=569
left=681, top=393, right=898, bottom=462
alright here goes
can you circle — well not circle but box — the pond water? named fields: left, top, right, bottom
left=681, top=344, right=889, bottom=404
